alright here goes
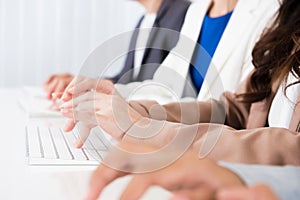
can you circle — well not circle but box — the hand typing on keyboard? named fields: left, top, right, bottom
left=59, top=76, right=143, bottom=146
left=85, top=141, right=244, bottom=200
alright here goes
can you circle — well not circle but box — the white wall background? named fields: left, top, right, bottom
left=0, top=0, right=144, bottom=87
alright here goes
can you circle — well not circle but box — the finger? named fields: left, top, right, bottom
left=61, top=73, right=72, bottom=78
left=96, top=79, right=115, bottom=95
left=44, top=77, right=55, bottom=93
left=52, top=92, right=63, bottom=100
left=85, top=165, right=126, bottom=200
left=217, top=187, right=255, bottom=200
left=73, top=123, right=92, bottom=148
left=44, top=75, right=55, bottom=85
left=74, top=101, right=99, bottom=123
left=171, top=187, right=215, bottom=200
left=61, top=76, right=82, bottom=101
left=168, top=194, right=189, bottom=200
left=54, top=81, right=68, bottom=94
left=60, top=108, right=74, bottom=118
left=68, top=78, right=95, bottom=95
left=60, top=92, right=72, bottom=103
left=64, top=119, right=76, bottom=132
left=46, top=79, right=59, bottom=100
left=52, top=92, right=63, bottom=99
left=60, top=91, right=100, bottom=109
left=251, top=184, right=279, bottom=200
left=60, top=101, right=99, bottom=126
left=120, top=175, right=153, bottom=200
left=120, top=171, right=181, bottom=200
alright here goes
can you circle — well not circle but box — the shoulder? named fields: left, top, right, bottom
left=235, top=0, right=279, bottom=14
left=164, top=0, right=191, bottom=11
left=156, top=0, right=191, bottom=29
left=168, top=0, right=191, bottom=6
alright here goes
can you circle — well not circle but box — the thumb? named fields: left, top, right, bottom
left=74, top=122, right=92, bottom=148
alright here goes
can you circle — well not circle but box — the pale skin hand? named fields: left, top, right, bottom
left=217, top=184, right=280, bottom=200
left=59, top=77, right=143, bottom=147
left=85, top=142, right=244, bottom=200
left=60, top=91, right=143, bottom=143
left=60, top=75, right=115, bottom=102
left=44, top=73, right=74, bottom=100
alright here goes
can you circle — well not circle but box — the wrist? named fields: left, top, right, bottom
left=214, top=164, right=245, bottom=188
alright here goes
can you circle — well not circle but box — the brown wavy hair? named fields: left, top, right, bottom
left=240, top=0, right=300, bottom=102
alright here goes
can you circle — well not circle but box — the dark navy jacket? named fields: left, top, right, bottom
left=112, top=0, right=191, bottom=84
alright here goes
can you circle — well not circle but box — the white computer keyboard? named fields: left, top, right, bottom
left=25, top=125, right=110, bottom=165
left=18, top=86, right=63, bottom=117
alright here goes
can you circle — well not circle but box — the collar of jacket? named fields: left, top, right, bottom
left=155, top=0, right=172, bottom=26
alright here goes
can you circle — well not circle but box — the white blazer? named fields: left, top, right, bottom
left=116, top=0, right=279, bottom=103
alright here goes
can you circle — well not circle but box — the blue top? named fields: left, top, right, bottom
left=190, top=11, right=233, bottom=92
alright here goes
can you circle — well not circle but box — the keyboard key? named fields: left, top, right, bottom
left=84, top=139, right=103, bottom=161
left=27, top=126, right=42, bottom=158
left=38, top=126, right=57, bottom=159
left=49, top=127, right=73, bottom=160
left=92, top=127, right=113, bottom=148
left=88, top=130, right=108, bottom=151
left=63, top=130, right=89, bottom=161
left=25, top=125, right=106, bottom=164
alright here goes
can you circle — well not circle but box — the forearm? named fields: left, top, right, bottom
left=195, top=126, right=300, bottom=165
left=128, top=90, right=253, bottom=128
left=129, top=99, right=226, bottom=125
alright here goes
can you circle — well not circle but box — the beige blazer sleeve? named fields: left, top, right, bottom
left=129, top=99, right=226, bottom=125
left=193, top=124, right=300, bottom=165
left=128, top=71, right=267, bottom=129
left=123, top=120, right=300, bottom=165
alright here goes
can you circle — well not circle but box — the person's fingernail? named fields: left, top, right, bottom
left=52, top=92, right=63, bottom=98
left=63, top=126, right=69, bottom=132
left=52, top=92, right=57, bottom=98
left=75, top=140, right=83, bottom=148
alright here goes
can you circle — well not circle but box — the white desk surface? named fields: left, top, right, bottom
left=0, top=88, right=171, bottom=200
